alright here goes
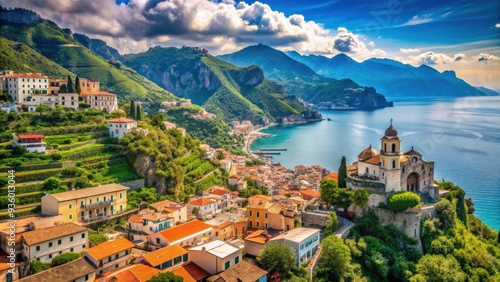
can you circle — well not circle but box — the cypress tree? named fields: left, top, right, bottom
left=75, top=76, right=81, bottom=94
left=129, top=100, right=136, bottom=119
left=66, top=75, right=74, bottom=93
left=59, top=84, right=67, bottom=93
left=136, top=104, right=142, bottom=120
left=338, top=156, right=347, bottom=188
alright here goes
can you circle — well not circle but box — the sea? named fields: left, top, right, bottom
left=252, top=96, right=500, bottom=230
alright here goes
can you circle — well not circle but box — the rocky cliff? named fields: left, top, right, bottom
left=0, top=6, right=41, bottom=25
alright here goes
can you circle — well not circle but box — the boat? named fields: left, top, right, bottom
left=327, top=118, right=332, bottom=121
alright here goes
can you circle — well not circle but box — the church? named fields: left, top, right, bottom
left=348, top=121, right=438, bottom=199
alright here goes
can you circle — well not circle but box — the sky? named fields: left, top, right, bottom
left=2, top=0, right=499, bottom=88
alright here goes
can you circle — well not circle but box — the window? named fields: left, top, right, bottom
left=257, top=212, right=260, bottom=218
left=70, top=236, right=74, bottom=242
left=100, top=260, right=103, bottom=266
left=392, top=160, right=396, bottom=169
left=58, top=239, right=62, bottom=245
left=120, top=193, right=122, bottom=199
left=115, top=264, right=119, bottom=268
left=108, top=256, right=112, bottom=262
left=103, top=196, right=106, bottom=201
left=120, top=205, right=123, bottom=211
left=256, top=222, right=259, bottom=227
left=392, top=143, right=396, bottom=152
left=125, top=250, right=129, bottom=255
left=69, top=214, right=73, bottom=220
left=174, top=256, right=182, bottom=264
left=225, top=261, right=230, bottom=270
left=166, top=260, right=172, bottom=267
left=49, top=242, right=52, bottom=247
left=70, top=247, right=74, bottom=252
left=82, top=233, right=85, bottom=239
left=96, top=197, right=99, bottom=203
left=36, top=246, right=40, bottom=251
left=80, top=201, right=84, bottom=207
left=249, top=211, right=252, bottom=216
left=265, top=213, right=267, bottom=219
left=235, top=256, right=239, bottom=264
left=49, top=254, right=52, bottom=259
left=82, top=244, right=86, bottom=249
left=85, top=274, right=89, bottom=281
left=115, top=254, right=119, bottom=260
left=183, top=254, right=188, bottom=261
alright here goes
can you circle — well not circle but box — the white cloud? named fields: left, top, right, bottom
left=3, top=0, right=385, bottom=59
left=400, top=48, right=420, bottom=54
left=495, top=23, right=500, bottom=28
left=401, top=15, right=433, bottom=26
left=368, top=41, right=375, bottom=47
left=473, top=53, right=500, bottom=62
left=396, top=51, right=468, bottom=66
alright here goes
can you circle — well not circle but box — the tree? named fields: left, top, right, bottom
left=136, top=104, right=142, bottom=120
left=436, top=199, right=455, bottom=231
left=332, top=188, right=353, bottom=212
left=314, top=235, right=351, bottom=282
left=353, top=188, right=371, bottom=209
left=324, top=212, right=338, bottom=236
left=338, top=156, right=347, bottom=188
left=149, top=272, right=183, bottom=282
left=51, top=252, right=80, bottom=267
left=192, top=207, right=200, bottom=217
left=43, top=177, right=61, bottom=191
left=75, top=75, right=81, bottom=93
left=66, top=75, right=74, bottom=93
left=59, top=84, right=67, bottom=93
left=35, top=104, right=50, bottom=116
left=150, top=114, right=165, bottom=129
left=387, top=191, right=420, bottom=212
left=258, top=242, right=296, bottom=280
left=129, top=100, right=136, bottom=119
left=320, top=179, right=337, bottom=206
left=411, top=254, right=466, bottom=282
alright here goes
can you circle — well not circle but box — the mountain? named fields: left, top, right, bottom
left=123, top=46, right=321, bottom=123
left=0, top=6, right=178, bottom=108
left=73, top=33, right=123, bottom=61
left=287, top=51, right=486, bottom=97
left=475, top=86, right=499, bottom=96
left=218, top=44, right=390, bottom=109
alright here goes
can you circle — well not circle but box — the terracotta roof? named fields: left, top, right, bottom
left=100, top=264, right=160, bottom=282
left=7, top=73, right=47, bottom=79
left=46, top=184, right=128, bottom=201
left=18, top=257, right=96, bottom=282
left=128, top=214, right=143, bottom=224
left=85, top=237, right=134, bottom=261
left=175, top=262, right=210, bottom=281
left=80, top=91, right=116, bottom=96
left=205, top=186, right=230, bottom=195
left=157, top=220, right=212, bottom=243
left=364, top=154, right=381, bottom=165
left=109, top=117, right=136, bottom=123
left=215, top=220, right=233, bottom=229
left=244, top=230, right=267, bottom=244
left=18, top=134, right=44, bottom=139
left=300, top=189, right=321, bottom=198
left=358, top=145, right=379, bottom=160
left=172, top=266, right=197, bottom=282
left=208, top=260, right=267, bottom=282
left=189, top=198, right=216, bottom=206
left=150, top=199, right=178, bottom=210
left=142, top=245, right=187, bottom=267
left=21, top=223, right=87, bottom=246
left=404, top=148, right=422, bottom=156
left=143, top=213, right=171, bottom=221
left=400, top=155, right=409, bottom=163
left=324, top=172, right=339, bottom=182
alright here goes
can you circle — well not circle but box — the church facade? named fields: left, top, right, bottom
left=348, top=121, right=438, bottom=202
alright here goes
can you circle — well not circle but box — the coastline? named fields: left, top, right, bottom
left=243, top=123, right=275, bottom=157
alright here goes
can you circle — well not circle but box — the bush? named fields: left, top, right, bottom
left=51, top=153, right=63, bottom=160
left=7, top=159, right=22, bottom=167
left=43, top=177, right=62, bottom=191
left=89, top=230, right=108, bottom=246
left=50, top=252, right=80, bottom=267
left=30, top=260, right=50, bottom=274
left=387, top=191, right=420, bottom=212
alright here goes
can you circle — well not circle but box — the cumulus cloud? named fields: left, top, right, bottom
left=495, top=23, right=500, bottom=28
left=400, top=48, right=420, bottom=54
left=396, top=51, right=468, bottom=66
left=2, top=0, right=385, bottom=59
left=473, top=53, right=500, bottom=62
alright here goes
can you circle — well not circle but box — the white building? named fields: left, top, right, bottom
left=270, top=227, right=320, bottom=266
left=84, top=237, right=134, bottom=276
left=188, top=198, right=218, bottom=219
left=128, top=213, right=174, bottom=235
left=14, top=134, right=46, bottom=153
left=21, top=223, right=88, bottom=263
left=80, top=91, right=118, bottom=113
left=18, top=257, right=97, bottom=282
left=203, top=186, right=232, bottom=210
left=1, top=72, right=48, bottom=103
left=147, top=220, right=215, bottom=251
left=188, top=240, right=242, bottom=274
left=108, top=117, right=137, bottom=139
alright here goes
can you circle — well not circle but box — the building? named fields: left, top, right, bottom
left=172, top=262, right=211, bottom=282
left=21, top=223, right=88, bottom=263
left=207, top=260, right=267, bottom=282
left=108, top=117, right=137, bottom=139
left=139, top=244, right=188, bottom=270
left=147, top=220, right=215, bottom=250
left=188, top=240, right=242, bottom=274
left=128, top=212, right=174, bottom=235
left=80, top=91, right=118, bottom=113
left=245, top=195, right=273, bottom=230
left=2, top=72, right=48, bottom=103
left=95, top=263, right=160, bottom=282
left=270, top=227, right=320, bottom=266
left=18, top=257, right=97, bottom=282
left=348, top=121, right=438, bottom=205
left=41, top=184, right=128, bottom=223
left=58, top=92, right=79, bottom=110
left=85, top=237, right=135, bottom=275
left=203, top=186, right=232, bottom=210
left=150, top=199, right=188, bottom=224
left=164, top=121, right=177, bottom=130
left=14, top=134, right=46, bottom=153
left=188, top=198, right=218, bottom=219
left=79, top=78, right=100, bottom=93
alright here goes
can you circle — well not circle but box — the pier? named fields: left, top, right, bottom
left=254, top=151, right=281, bottom=155
left=258, top=148, right=287, bottom=151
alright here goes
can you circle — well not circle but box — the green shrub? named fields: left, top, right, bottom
left=387, top=191, right=420, bottom=212
left=51, top=153, right=63, bottom=160
left=8, top=159, right=22, bottom=167
left=43, top=176, right=62, bottom=191
left=50, top=252, right=81, bottom=267
left=89, top=230, right=108, bottom=246
left=30, top=260, right=50, bottom=274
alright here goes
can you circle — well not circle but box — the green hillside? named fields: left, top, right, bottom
left=123, top=46, right=317, bottom=123
left=0, top=7, right=178, bottom=109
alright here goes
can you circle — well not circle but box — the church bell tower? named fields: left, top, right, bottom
left=380, top=119, right=402, bottom=192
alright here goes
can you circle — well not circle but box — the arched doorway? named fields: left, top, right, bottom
left=407, top=173, right=419, bottom=192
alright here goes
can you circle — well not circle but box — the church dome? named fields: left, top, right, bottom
left=384, top=122, right=398, bottom=137
left=358, top=145, right=379, bottom=160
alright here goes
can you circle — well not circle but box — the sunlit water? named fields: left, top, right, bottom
left=252, top=96, right=500, bottom=230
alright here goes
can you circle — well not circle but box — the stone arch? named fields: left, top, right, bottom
left=407, top=172, right=419, bottom=192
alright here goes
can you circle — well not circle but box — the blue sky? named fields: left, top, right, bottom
left=3, top=0, right=499, bottom=88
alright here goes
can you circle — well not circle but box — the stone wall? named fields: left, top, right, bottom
left=374, top=205, right=438, bottom=253
left=120, top=179, right=145, bottom=190
left=301, top=211, right=328, bottom=228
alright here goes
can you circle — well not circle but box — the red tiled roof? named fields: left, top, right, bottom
left=128, top=214, right=143, bottom=224
left=364, top=155, right=381, bottom=165
left=300, top=189, right=321, bottom=198
left=85, top=237, right=134, bottom=261
left=180, top=262, right=210, bottom=281
left=18, top=134, right=44, bottom=139
left=142, top=245, right=187, bottom=267
left=157, top=220, right=212, bottom=243
left=324, top=172, right=338, bottom=182
left=109, top=117, right=135, bottom=123
left=8, top=73, right=47, bottom=79
left=189, top=198, right=216, bottom=206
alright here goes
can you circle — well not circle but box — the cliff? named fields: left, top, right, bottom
left=0, top=6, right=41, bottom=25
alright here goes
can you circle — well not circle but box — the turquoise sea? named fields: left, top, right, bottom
left=252, top=96, right=500, bottom=230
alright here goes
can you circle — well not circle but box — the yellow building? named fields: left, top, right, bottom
left=246, top=195, right=273, bottom=229
left=41, top=184, right=128, bottom=223
left=246, top=195, right=300, bottom=231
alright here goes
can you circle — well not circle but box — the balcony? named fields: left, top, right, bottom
left=80, top=199, right=115, bottom=209
left=80, top=210, right=124, bottom=223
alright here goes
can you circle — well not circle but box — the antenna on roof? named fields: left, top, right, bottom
left=390, top=118, right=393, bottom=125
